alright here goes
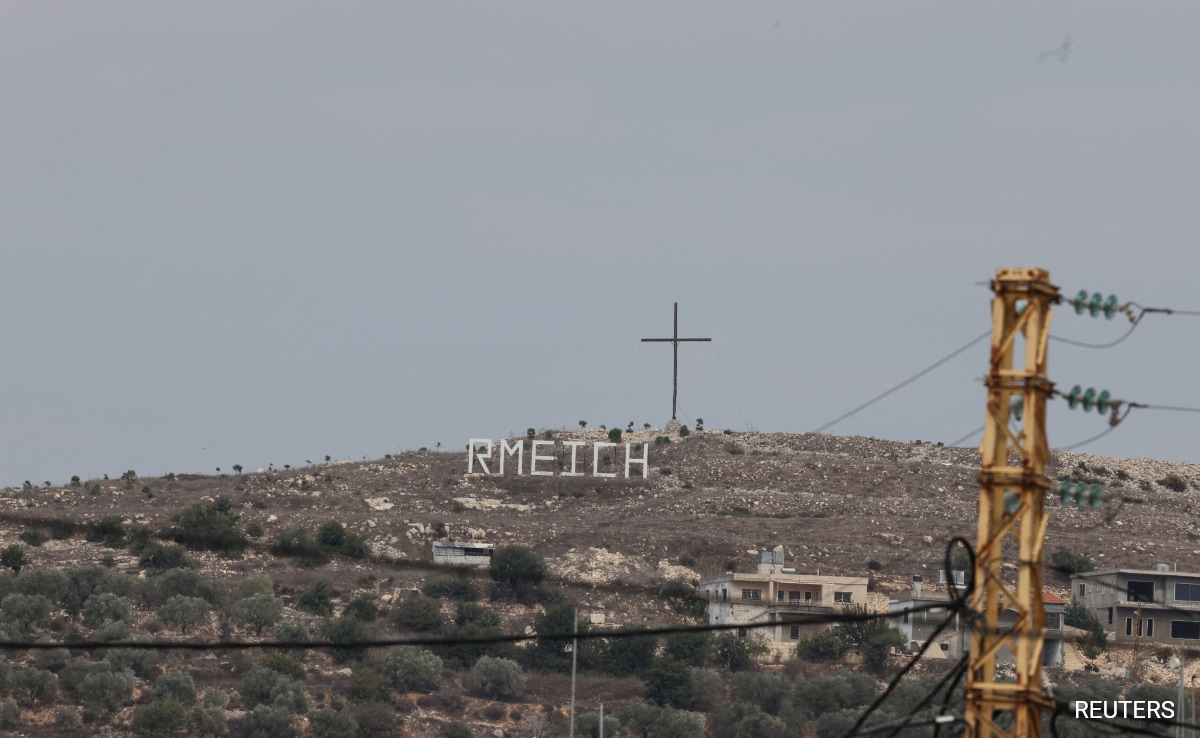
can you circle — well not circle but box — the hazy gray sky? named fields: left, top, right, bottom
left=4, top=3, right=1199, bottom=486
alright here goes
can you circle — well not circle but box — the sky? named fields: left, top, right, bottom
left=3, top=3, right=1199, bottom=486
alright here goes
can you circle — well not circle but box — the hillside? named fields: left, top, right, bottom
left=0, top=428, right=1195, bottom=736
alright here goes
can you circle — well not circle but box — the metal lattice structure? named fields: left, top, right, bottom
left=964, top=268, right=1059, bottom=737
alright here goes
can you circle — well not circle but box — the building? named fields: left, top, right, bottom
left=1072, top=567, right=1200, bottom=645
left=699, top=549, right=868, bottom=649
left=888, top=576, right=1064, bottom=666
left=431, top=540, right=494, bottom=567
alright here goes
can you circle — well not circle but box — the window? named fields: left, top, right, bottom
left=805, top=591, right=812, bottom=602
left=834, top=592, right=852, bottom=603
left=742, top=589, right=762, bottom=601
left=1172, top=621, right=1200, bottom=640
left=1148, top=619, right=1154, bottom=637
left=902, top=609, right=910, bottom=624
left=777, top=591, right=784, bottom=602
left=788, top=591, right=802, bottom=601
left=1046, top=613, right=1061, bottom=630
left=1079, top=583, right=1086, bottom=597
left=1127, top=581, right=1154, bottom=603
left=722, top=589, right=728, bottom=602
left=789, top=625, right=800, bottom=640
left=1107, top=608, right=1113, bottom=625
left=1176, top=583, right=1200, bottom=602
left=1126, top=618, right=1133, bottom=637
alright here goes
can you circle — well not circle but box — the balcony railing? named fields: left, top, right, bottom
left=709, top=595, right=839, bottom=610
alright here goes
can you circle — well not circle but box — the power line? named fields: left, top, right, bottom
left=812, top=331, right=991, bottom=434
left=0, top=600, right=958, bottom=652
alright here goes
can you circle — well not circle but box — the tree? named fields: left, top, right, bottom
left=158, top=595, right=212, bottom=635
left=321, top=615, right=368, bottom=664
left=665, top=630, right=711, bottom=667
left=384, top=647, right=443, bottom=692
left=240, top=666, right=307, bottom=713
left=715, top=632, right=766, bottom=671
left=830, top=604, right=906, bottom=672
left=232, top=594, right=284, bottom=636
left=83, top=593, right=132, bottom=628
left=1065, top=597, right=1108, bottom=659
left=162, top=497, right=247, bottom=557
left=579, top=420, right=587, bottom=429
left=603, top=625, right=658, bottom=676
left=13, top=668, right=57, bottom=706
left=131, top=699, right=188, bottom=738
left=309, top=705, right=359, bottom=738
left=464, top=656, right=526, bottom=699
left=653, top=708, right=705, bottom=738
left=532, top=601, right=588, bottom=670
left=683, top=668, right=723, bottom=712
left=232, top=465, right=243, bottom=475
left=243, top=705, right=298, bottom=738
left=608, top=428, right=623, bottom=444
left=79, top=669, right=135, bottom=713
left=298, top=580, right=334, bottom=616
left=1, top=594, right=51, bottom=633
left=391, top=594, right=445, bottom=632
left=0, top=545, right=27, bottom=574
left=154, top=671, right=197, bottom=706
left=234, top=574, right=275, bottom=600
left=730, top=672, right=791, bottom=715
left=490, top=545, right=547, bottom=592
left=643, top=658, right=691, bottom=707
left=576, top=711, right=621, bottom=738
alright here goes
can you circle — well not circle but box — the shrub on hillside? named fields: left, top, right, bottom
left=488, top=546, right=546, bottom=601
left=154, top=671, right=196, bottom=706
left=234, top=574, right=275, bottom=600
left=82, top=593, right=132, bottom=628
left=137, top=543, right=196, bottom=572
left=232, top=594, right=284, bottom=636
left=242, top=705, right=299, bottom=738
left=1, top=594, right=51, bottom=633
left=298, top=581, right=335, bottom=616
left=1050, top=548, right=1095, bottom=576
left=240, top=666, right=307, bottom=713
left=321, top=615, right=368, bottom=664
left=423, top=576, right=480, bottom=602
left=271, top=528, right=328, bottom=567
left=157, top=595, right=211, bottom=635
left=87, top=516, right=126, bottom=548
left=464, top=656, right=526, bottom=700
left=161, top=497, right=247, bottom=557
left=309, top=704, right=359, bottom=738
left=391, top=594, right=445, bottom=632
left=384, top=647, right=443, bottom=692
left=342, top=593, right=379, bottom=622
left=730, top=672, right=791, bottom=715
left=131, top=699, right=188, bottom=738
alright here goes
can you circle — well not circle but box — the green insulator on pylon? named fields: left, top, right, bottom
left=1004, top=492, right=1021, bottom=514
left=1082, top=388, right=1097, bottom=412
left=1011, top=396, right=1025, bottom=421
left=1067, top=385, right=1083, bottom=409
left=1014, top=299, right=1027, bottom=316
left=1103, top=295, right=1119, bottom=320
left=1059, top=482, right=1074, bottom=504
left=1096, top=390, right=1111, bottom=414
left=1074, top=290, right=1089, bottom=315
left=1086, top=485, right=1105, bottom=508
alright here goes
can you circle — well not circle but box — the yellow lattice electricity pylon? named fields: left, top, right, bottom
left=964, top=268, right=1059, bottom=738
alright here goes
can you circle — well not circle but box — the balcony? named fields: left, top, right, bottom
left=712, top=595, right=838, bottom=614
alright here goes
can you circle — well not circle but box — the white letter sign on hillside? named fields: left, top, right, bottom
left=466, top=439, right=649, bottom=479
left=499, top=438, right=523, bottom=475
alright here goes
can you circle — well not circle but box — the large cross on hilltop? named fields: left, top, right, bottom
left=641, top=302, right=711, bottom=421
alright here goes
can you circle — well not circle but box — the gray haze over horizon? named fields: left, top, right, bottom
left=4, top=3, right=1200, bottom=487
